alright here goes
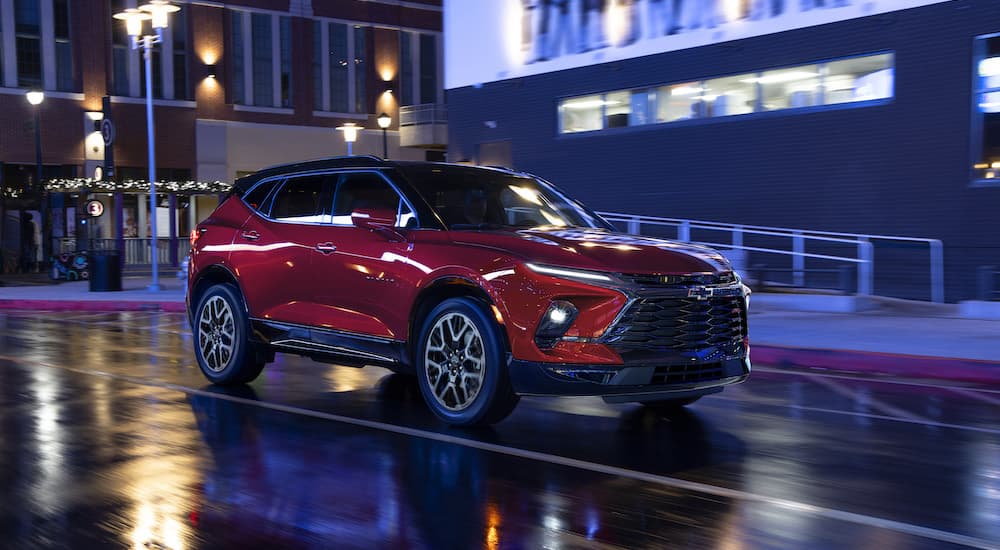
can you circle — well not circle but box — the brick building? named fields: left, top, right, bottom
left=0, top=0, right=444, bottom=271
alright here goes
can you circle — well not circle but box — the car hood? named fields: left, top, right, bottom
left=451, top=227, right=732, bottom=274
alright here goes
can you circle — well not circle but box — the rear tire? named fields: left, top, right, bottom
left=415, top=297, right=519, bottom=427
left=193, top=283, right=265, bottom=385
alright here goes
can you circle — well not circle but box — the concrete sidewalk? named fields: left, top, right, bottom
left=0, top=278, right=997, bottom=384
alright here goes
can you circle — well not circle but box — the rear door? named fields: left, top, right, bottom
left=233, top=172, right=336, bottom=326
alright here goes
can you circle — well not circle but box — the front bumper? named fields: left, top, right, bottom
left=507, top=354, right=750, bottom=400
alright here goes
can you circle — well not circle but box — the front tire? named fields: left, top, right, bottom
left=193, top=284, right=265, bottom=385
left=415, top=298, right=519, bottom=427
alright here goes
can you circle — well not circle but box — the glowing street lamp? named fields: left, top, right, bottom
left=112, top=1, right=180, bottom=292
left=337, top=123, right=359, bottom=156
left=376, top=112, right=391, bottom=159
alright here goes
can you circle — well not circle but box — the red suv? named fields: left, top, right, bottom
left=188, top=157, right=750, bottom=426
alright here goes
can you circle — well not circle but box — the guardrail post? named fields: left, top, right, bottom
left=792, top=231, right=804, bottom=287
left=858, top=239, right=873, bottom=296
left=930, top=241, right=944, bottom=303
left=978, top=266, right=994, bottom=301
left=678, top=220, right=690, bottom=242
left=627, top=217, right=640, bottom=235
left=839, top=264, right=855, bottom=294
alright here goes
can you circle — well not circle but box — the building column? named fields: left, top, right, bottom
left=114, top=191, right=124, bottom=269
left=168, top=193, right=178, bottom=267
left=137, top=197, right=147, bottom=239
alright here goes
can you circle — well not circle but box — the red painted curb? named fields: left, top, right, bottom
left=0, top=299, right=185, bottom=313
left=752, top=345, right=1000, bottom=385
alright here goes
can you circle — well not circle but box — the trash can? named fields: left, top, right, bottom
left=89, top=250, right=122, bottom=292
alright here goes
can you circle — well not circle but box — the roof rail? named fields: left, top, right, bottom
left=256, top=155, right=386, bottom=173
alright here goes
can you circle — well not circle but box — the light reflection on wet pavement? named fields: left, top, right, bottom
left=0, top=311, right=997, bottom=549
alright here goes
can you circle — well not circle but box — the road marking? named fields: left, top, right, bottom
left=803, top=374, right=930, bottom=423
left=0, top=354, right=997, bottom=549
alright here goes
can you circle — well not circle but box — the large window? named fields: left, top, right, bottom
left=559, top=53, right=894, bottom=134
left=313, top=21, right=369, bottom=114
left=400, top=30, right=441, bottom=106
left=14, top=0, right=41, bottom=88
left=230, top=10, right=292, bottom=108
left=974, top=35, right=1000, bottom=182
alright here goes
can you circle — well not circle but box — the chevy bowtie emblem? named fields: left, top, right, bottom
left=687, top=287, right=713, bottom=300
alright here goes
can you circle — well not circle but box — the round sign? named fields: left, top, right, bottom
left=101, top=119, right=115, bottom=147
left=86, top=200, right=105, bottom=218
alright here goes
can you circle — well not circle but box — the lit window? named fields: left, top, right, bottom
left=604, top=91, right=631, bottom=128
left=705, top=74, right=756, bottom=117
left=824, top=54, right=894, bottom=105
left=974, top=36, right=1000, bottom=182
left=559, top=94, right=604, bottom=133
left=756, top=66, right=820, bottom=110
left=656, top=82, right=704, bottom=122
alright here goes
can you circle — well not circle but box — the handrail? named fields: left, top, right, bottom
left=598, top=211, right=938, bottom=302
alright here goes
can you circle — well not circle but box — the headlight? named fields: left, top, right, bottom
left=535, top=300, right=579, bottom=349
left=525, top=263, right=619, bottom=284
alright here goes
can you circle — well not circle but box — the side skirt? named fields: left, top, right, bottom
left=250, top=318, right=412, bottom=372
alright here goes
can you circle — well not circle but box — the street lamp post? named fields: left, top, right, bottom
left=25, top=90, right=47, bottom=271
left=337, top=123, right=359, bottom=156
left=376, top=112, right=391, bottom=159
left=113, top=0, right=180, bottom=292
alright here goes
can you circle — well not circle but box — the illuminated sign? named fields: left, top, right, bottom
left=86, top=200, right=105, bottom=218
left=445, top=0, right=951, bottom=89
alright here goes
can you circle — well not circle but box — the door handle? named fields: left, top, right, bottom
left=240, top=230, right=260, bottom=241
left=315, top=242, right=337, bottom=254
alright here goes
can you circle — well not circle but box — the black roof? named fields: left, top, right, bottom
left=230, top=156, right=527, bottom=196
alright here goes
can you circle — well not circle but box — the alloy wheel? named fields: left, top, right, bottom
left=198, top=295, right=236, bottom=372
left=424, top=312, right=486, bottom=411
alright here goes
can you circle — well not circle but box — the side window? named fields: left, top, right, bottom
left=331, top=172, right=416, bottom=228
left=242, top=179, right=282, bottom=214
left=268, top=174, right=333, bottom=223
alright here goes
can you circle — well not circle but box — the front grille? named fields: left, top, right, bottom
left=652, top=362, right=725, bottom=384
left=620, top=271, right=736, bottom=288
left=605, top=295, right=745, bottom=352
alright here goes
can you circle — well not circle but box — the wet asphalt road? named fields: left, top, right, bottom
left=0, top=311, right=998, bottom=550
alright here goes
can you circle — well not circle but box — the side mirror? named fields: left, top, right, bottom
left=351, top=208, right=396, bottom=230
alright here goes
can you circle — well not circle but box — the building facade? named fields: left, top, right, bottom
left=0, top=0, right=444, bottom=271
left=446, top=0, right=1000, bottom=302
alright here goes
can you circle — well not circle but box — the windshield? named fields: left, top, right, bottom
left=400, top=166, right=612, bottom=230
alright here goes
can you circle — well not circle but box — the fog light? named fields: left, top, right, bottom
left=535, top=300, right=579, bottom=348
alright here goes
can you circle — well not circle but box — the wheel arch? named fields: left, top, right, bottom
left=408, top=276, right=510, bottom=361
left=189, top=264, right=248, bottom=326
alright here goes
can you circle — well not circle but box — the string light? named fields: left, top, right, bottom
left=43, top=178, right=232, bottom=194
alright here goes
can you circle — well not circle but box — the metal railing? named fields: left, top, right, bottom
left=58, top=238, right=190, bottom=267
left=977, top=267, right=1000, bottom=301
left=399, top=103, right=447, bottom=126
left=598, top=212, right=944, bottom=302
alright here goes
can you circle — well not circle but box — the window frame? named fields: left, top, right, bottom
left=230, top=9, right=292, bottom=109
left=312, top=19, right=369, bottom=115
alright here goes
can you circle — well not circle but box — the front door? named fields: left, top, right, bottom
left=310, top=171, right=418, bottom=340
